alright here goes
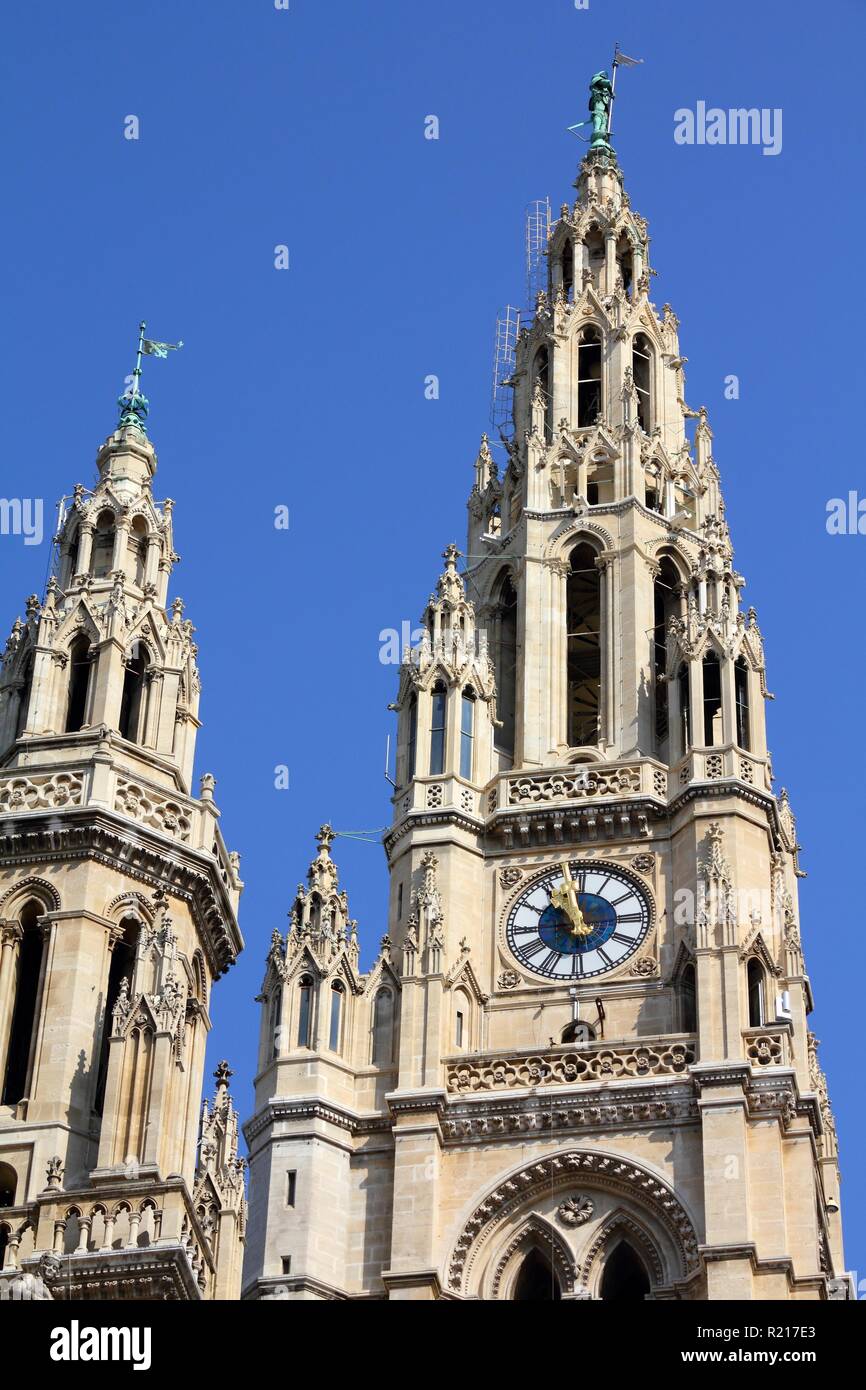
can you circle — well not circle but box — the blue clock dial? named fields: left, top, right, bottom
left=505, top=862, right=651, bottom=980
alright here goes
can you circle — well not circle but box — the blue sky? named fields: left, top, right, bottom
left=1, top=0, right=864, bottom=1281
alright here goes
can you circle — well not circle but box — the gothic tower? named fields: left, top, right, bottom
left=243, top=79, right=848, bottom=1301
left=0, top=361, right=245, bottom=1300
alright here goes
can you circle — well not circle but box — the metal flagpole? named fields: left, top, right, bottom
left=608, top=43, right=621, bottom=137
left=131, top=320, right=146, bottom=398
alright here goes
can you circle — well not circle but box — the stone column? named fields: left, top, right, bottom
left=0, top=922, right=22, bottom=1085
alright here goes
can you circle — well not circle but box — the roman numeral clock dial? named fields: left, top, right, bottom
left=505, top=862, right=652, bottom=980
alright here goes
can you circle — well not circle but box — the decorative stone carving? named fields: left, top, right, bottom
left=497, top=969, right=520, bottom=991
left=556, top=1195, right=594, bottom=1227
left=499, top=867, right=523, bottom=888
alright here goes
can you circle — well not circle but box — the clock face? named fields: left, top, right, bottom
left=505, top=862, right=652, bottom=980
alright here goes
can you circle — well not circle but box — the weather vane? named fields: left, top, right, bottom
left=567, top=44, right=644, bottom=150
left=117, top=320, right=184, bottom=433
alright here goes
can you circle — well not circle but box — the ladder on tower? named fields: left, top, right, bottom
left=491, top=305, right=521, bottom=437
left=525, top=197, right=552, bottom=304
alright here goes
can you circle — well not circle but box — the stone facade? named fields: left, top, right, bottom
left=0, top=395, right=245, bottom=1301
left=242, top=137, right=849, bottom=1301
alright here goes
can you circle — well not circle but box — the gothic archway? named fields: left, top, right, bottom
left=447, top=1148, right=699, bottom=1298
left=490, top=1215, right=576, bottom=1300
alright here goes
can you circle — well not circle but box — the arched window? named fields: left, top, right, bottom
left=269, top=986, right=283, bottom=1059
left=2, top=901, right=45, bottom=1106
left=460, top=689, right=475, bottom=780
left=94, top=917, right=138, bottom=1115
left=297, top=977, right=314, bottom=1048
left=129, top=516, right=148, bottom=588
left=493, top=574, right=517, bottom=757
left=702, top=651, right=722, bottom=746
left=533, top=347, right=552, bottom=443
left=561, top=1019, right=595, bottom=1045
left=584, top=225, right=604, bottom=284
left=91, top=510, right=116, bottom=579
left=65, top=636, right=92, bottom=734
left=653, top=557, right=681, bottom=751
left=632, top=334, right=653, bottom=431
left=0, top=1225, right=8, bottom=1271
left=680, top=963, right=697, bottom=1034
left=577, top=326, right=602, bottom=427
left=513, top=1249, right=561, bottom=1301
left=600, top=1242, right=651, bottom=1301
left=561, top=240, right=574, bottom=301
left=0, top=1162, right=17, bottom=1208
left=567, top=543, right=601, bottom=747
left=735, top=657, right=751, bottom=750
left=747, top=959, right=765, bottom=1027
left=677, top=661, right=691, bottom=753
left=406, top=694, right=418, bottom=782
left=119, top=644, right=150, bottom=744
left=429, top=683, right=447, bottom=776
left=616, top=234, right=634, bottom=297
left=372, top=987, right=394, bottom=1066
left=14, top=653, right=34, bottom=739
left=329, top=981, right=344, bottom=1053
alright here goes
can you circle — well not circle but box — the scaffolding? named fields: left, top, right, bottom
left=525, top=197, right=552, bottom=304
left=491, top=305, right=521, bottom=436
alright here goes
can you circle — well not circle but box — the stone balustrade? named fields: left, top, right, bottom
left=444, top=1034, right=698, bottom=1095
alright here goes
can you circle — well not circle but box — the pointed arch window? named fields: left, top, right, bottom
left=702, top=651, right=722, bottom=746
left=297, top=976, right=314, bottom=1049
left=119, top=644, right=150, bottom=744
left=460, top=688, right=475, bottom=780
left=567, top=543, right=601, bottom=747
left=91, top=510, right=116, bottom=579
left=269, top=986, right=283, bottom=1059
left=406, top=694, right=418, bottom=781
left=533, top=346, right=552, bottom=443
left=129, top=516, right=148, bottom=588
left=680, top=963, right=697, bottom=1034
left=735, top=657, right=751, bottom=751
left=561, top=240, right=574, bottom=301
left=65, top=636, right=92, bottom=734
left=653, top=557, right=681, bottom=751
left=14, top=653, right=34, bottom=739
left=493, top=574, right=517, bottom=757
left=577, top=326, right=602, bottom=427
left=94, top=918, right=138, bottom=1115
left=677, top=662, right=691, bottom=753
left=372, top=987, right=394, bottom=1066
left=2, top=901, right=45, bottom=1106
left=747, top=959, right=765, bottom=1027
left=600, top=1242, right=651, bottom=1301
left=632, top=334, right=653, bottom=432
left=513, top=1249, right=562, bottom=1301
left=429, top=683, right=447, bottom=776
left=329, top=981, right=344, bottom=1053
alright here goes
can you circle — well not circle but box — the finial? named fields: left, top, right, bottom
left=316, top=823, right=336, bottom=854
left=214, top=1060, right=233, bottom=1091
left=442, top=543, right=460, bottom=572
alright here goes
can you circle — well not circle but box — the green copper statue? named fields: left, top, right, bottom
left=588, top=70, right=614, bottom=151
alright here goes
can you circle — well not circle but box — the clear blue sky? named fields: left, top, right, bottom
left=1, top=0, right=863, bottom=1283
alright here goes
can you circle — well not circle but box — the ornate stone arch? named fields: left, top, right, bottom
left=489, top=1213, right=577, bottom=1300
left=544, top=517, right=615, bottom=566
left=579, top=1207, right=664, bottom=1291
left=103, top=890, right=155, bottom=928
left=447, top=1148, right=699, bottom=1297
left=0, top=876, right=61, bottom=918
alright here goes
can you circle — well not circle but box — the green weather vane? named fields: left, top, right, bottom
left=118, top=320, right=184, bottom=433
left=567, top=44, right=644, bottom=155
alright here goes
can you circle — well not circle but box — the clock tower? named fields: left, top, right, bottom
left=243, top=74, right=848, bottom=1301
